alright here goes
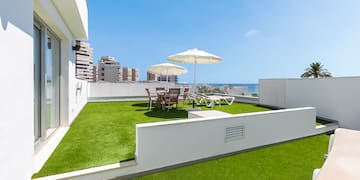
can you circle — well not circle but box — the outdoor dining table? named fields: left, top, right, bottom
left=156, top=89, right=182, bottom=111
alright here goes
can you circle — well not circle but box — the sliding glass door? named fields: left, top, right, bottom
left=33, top=22, right=61, bottom=141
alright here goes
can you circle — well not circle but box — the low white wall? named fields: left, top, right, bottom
left=136, top=107, right=317, bottom=172
left=88, top=82, right=177, bottom=98
left=259, top=77, right=360, bottom=129
left=47, top=107, right=337, bottom=180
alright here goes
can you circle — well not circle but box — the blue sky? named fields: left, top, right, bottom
left=88, top=0, right=360, bottom=83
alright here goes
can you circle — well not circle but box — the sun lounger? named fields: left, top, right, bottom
left=194, top=94, right=228, bottom=108
left=313, top=128, right=360, bottom=180
left=220, top=96, right=235, bottom=105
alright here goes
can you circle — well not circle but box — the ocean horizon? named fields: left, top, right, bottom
left=178, top=83, right=259, bottom=94
left=209, top=83, right=259, bottom=94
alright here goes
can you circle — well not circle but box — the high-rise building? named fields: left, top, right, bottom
left=122, top=67, right=131, bottom=81
left=147, top=72, right=159, bottom=81
left=75, top=41, right=94, bottom=81
left=158, top=75, right=178, bottom=83
left=97, top=56, right=121, bottom=82
left=132, top=68, right=139, bottom=81
left=122, top=67, right=139, bottom=81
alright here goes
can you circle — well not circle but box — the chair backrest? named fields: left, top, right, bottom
left=145, top=88, right=151, bottom=101
left=182, top=88, right=190, bottom=101
left=156, top=87, right=165, bottom=91
left=168, top=88, right=180, bottom=101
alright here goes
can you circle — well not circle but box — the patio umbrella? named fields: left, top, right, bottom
left=147, top=63, right=187, bottom=82
left=168, top=48, right=222, bottom=91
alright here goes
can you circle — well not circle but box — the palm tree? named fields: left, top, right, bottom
left=301, top=62, right=332, bottom=78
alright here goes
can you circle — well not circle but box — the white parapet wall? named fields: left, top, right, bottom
left=259, top=77, right=360, bottom=130
left=88, top=82, right=177, bottom=101
left=135, top=107, right=317, bottom=173
left=44, top=107, right=338, bottom=180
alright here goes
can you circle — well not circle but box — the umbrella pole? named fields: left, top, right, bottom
left=192, top=59, right=197, bottom=109
left=193, top=60, right=197, bottom=93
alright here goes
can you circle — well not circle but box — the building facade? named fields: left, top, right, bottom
left=131, top=68, right=139, bottom=81
left=0, top=0, right=88, bottom=179
left=122, top=67, right=131, bottom=81
left=97, top=56, right=121, bottom=82
left=122, top=67, right=139, bottom=81
left=147, top=71, right=159, bottom=81
left=92, top=65, right=97, bottom=82
left=75, top=41, right=94, bottom=81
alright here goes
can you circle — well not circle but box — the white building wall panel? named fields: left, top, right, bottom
left=0, top=0, right=34, bottom=179
left=260, top=77, right=360, bottom=130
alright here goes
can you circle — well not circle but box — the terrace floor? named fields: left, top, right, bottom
left=33, top=101, right=327, bottom=179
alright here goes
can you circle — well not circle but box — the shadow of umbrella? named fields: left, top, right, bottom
left=144, top=109, right=188, bottom=119
left=131, top=103, right=149, bottom=107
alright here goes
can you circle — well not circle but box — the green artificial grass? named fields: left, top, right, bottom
left=134, top=134, right=329, bottom=180
left=33, top=101, right=270, bottom=178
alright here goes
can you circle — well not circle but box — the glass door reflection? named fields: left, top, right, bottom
left=45, top=31, right=60, bottom=137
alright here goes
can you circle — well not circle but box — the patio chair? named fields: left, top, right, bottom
left=164, top=88, right=180, bottom=111
left=156, top=90, right=166, bottom=110
left=145, top=88, right=157, bottom=110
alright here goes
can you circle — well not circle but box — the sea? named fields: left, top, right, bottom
left=209, top=83, right=259, bottom=94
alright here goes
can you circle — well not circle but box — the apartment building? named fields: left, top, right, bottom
left=132, top=68, right=139, bottom=81
left=97, top=56, right=121, bottom=82
left=75, top=41, right=94, bottom=81
left=122, top=67, right=139, bottom=81
left=147, top=71, right=159, bottom=81
left=0, top=0, right=88, bottom=179
left=122, top=67, right=131, bottom=81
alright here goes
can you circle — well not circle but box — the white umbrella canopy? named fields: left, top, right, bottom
left=168, top=48, right=222, bottom=91
left=148, top=63, right=187, bottom=82
left=168, top=48, right=222, bottom=64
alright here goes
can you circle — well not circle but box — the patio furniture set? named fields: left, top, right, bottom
left=146, top=87, right=235, bottom=111
left=146, top=87, right=190, bottom=111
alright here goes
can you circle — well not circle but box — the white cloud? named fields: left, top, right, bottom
left=245, top=29, right=259, bottom=38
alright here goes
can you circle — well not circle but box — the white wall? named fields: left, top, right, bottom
left=259, top=79, right=286, bottom=107
left=260, top=77, right=360, bottom=129
left=88, top=82, right=177, bottom=98
left=135, top=108, right=317, bottom=173
left=0, top=0, right=34, bottom=179
left=55, top=107, right=326, bottom=180
left=69, top=79, right=88, bottom=124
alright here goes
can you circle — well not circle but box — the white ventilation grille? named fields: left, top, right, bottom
left=225, top=125, right=245, bottom=142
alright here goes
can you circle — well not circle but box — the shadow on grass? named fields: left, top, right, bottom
left=144, top=108, right=188, bottom=119
left=132, top=103, right=149, bottom=107
left=135, top=109, right=148, bottom=111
